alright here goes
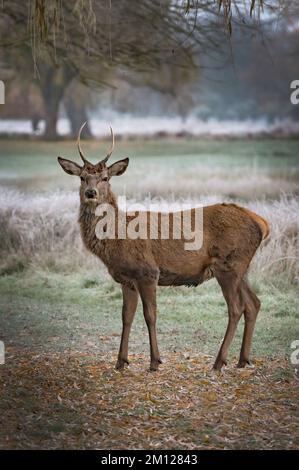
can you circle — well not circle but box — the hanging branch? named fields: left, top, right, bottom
left=27, top=0, right=96, bottom=68
left=185, top=0, right=264, bottom=35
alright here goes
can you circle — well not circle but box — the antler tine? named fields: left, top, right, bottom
left=101, top=125, right=114, bottom=165
left=107, top=125, right=115, bottom=158
left=77, top=122, right=91, bottom=165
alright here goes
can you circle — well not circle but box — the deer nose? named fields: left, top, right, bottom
left=85, top=189, right=97, bottom=199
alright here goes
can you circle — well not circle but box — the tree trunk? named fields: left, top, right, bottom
left=64, top=94, right=92, bottom=138
left=43, top=91, right=62, bottom=140
left=38, top=64, right=74, bottom=140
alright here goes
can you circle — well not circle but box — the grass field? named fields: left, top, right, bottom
left=0, top=137, right=298, bottom=449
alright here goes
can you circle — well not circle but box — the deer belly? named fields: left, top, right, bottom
left=108, top=263, right=159, bottom=285
left=158, top=266, right=213, bottom=287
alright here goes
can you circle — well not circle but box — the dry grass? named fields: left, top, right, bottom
left=128, top=164, right=299, bottom=200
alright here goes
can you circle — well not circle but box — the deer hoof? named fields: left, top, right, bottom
left=115, top=358, right=129, bottom=370
left=213, top=358, right=227, bottom=371
left=237, top=359, right=251, bottom=368
left=149, top=358, right=162, bottom=372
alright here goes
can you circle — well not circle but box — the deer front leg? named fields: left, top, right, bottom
left=115, top=284, right=138, bottom=370
left=137, top=281, right=162, bottom=371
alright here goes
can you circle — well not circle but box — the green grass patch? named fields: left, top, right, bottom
left=0, top=271, right=298, bottom=361
left=0, top=138, right=298, bottom=194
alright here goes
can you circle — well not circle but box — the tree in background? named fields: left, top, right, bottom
left=0, top=1, right=200, bottom=138
left=0, top=0, right=282, bottom=138
left=194, top=0, right=299, bottom=121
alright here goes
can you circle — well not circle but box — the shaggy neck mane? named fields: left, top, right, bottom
left=79, top=188, right=118, bottom=257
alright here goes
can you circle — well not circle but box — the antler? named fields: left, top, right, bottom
left=77, top=122, right=92, bottom=166
left=77, top=122, right=115, bottom=168
left=100, top=125, right=114, bottom=165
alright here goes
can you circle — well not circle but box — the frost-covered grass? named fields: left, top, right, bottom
left=0, top=188, right=298, bottom=286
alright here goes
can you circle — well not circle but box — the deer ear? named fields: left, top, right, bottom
left=108, top=158, right=129, bottom=177
left=58, top=157, right=82, bottom=176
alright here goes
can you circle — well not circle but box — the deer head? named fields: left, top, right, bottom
left=58, top=122, right=129, bottom=204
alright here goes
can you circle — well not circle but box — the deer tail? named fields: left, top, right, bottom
left=243, top=208, right=270, bottom=241
left=256, top=214, right=270, bottom=240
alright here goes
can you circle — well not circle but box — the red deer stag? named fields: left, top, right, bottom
left=58, top=123, right=269, bottom=371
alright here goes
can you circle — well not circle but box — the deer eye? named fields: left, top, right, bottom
left=80, top=176, right=84, bottom=181
left=102, top=176, right=108, bottom=182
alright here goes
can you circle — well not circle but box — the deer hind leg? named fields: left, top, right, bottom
left=213, top=271, right=244, bottom=371
left=115, top=284, right=139, bottom=370
left=137, top=280, right=162, bottom=371
left=237, top=279, right=261, bottom=368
